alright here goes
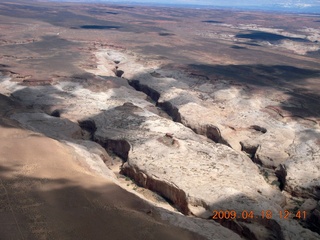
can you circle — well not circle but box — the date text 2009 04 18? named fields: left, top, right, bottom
left=212, top=210, right=307, bottom=220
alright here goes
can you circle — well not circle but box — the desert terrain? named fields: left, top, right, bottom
left=0, top=1, right=319, bottom=239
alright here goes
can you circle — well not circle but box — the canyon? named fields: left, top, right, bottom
left=0, top=1, right=319, bottom=239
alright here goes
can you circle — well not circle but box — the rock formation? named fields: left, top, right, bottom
left=1, top=46, right=319, bottom=238
left=0, top=3, right=319, bottom=238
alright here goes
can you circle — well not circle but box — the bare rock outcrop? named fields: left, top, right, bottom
left=0, top=75, right=243, bottom=238
left=276, top=130, right=320, bottom=199
left=97, top=48, right=320, bottom=201
left=89, top=101, right=316, bottom=239
left=86, top=48, right=320, bottom=238
left=1, top=48, right=319, bottom=239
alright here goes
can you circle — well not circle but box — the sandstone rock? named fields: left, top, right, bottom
left=98, top=49, right=320, bottom=201
left=306, top=209, right=320, bottom=234
left=0, top=77, right=241, bottom=240
left=90, top=102, right=317, bottom=239
left=103, top=49, right=298, bottom=168
left=10, top=112, right=83, bottom=140
left=276, top=130, right=320, bottom=199
left=300, top=199, right=318, bottom=212
left=1, top=48, right=320, bottom=239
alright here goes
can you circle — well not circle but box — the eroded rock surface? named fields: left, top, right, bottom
left=0, top=90, right=240, bottom=240
left=1, top=3, right=320, bottom=239
left=96, top=48, right=320, bottom=200
left=1, top=61, right=319, bottom=238
left=276, top=130, right=320, bottom=199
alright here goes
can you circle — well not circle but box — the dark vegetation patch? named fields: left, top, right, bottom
left=202, top=20, right=223, bottom=23
left=244, top=42, right=261, bottom=46
left=158, top=32, right=175, bottom=36
left=87, top=10, right=119, bottom=15
left=236, top=31, right=309, bottom=42
left=80, top=25, right=120, bottom=30
left=231, top=45, right=247, bottom=49
left=238, top=15, right=257, bottom=20
left=51, top=109, right=61, bottom=118
left=108, top=6, right=134, bottom=9
left=128, top=12, right=175, bottom=21
left=105, top=11, right=119, bottom=15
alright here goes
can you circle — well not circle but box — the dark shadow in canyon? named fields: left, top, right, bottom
left=5, top=81, right=148, bottom=162
left=80, top=25, right=121, bottom=30
left=159, top=32, right=175, bottom=36
left=1, top=76, right=319, bottom=239
left=231, top=45, right=247, bottom=49
left=202, top=20, right=223, bottom=24
left=114, top=58, right=320, bottom=123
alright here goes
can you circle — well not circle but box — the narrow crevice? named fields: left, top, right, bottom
left=240, top=141, right=259, bottom=160
left=249, top=125, right=267, bottom=134
left=120, top=148, right=282, bottom=240
left=212, top=217, right=284, bottom=240
left=115, top=70, right=124, bottom=77
left=128, top=80, right=160, bottom=103
left=95, top=138, right=131, bottom=162
left=157, top=101, right=182, bottom=122
left=189, top=194, right=284, bottom=240
left=239, top=141, right=283, bottom=190
left=120, top=164, right=190, bottom=214
left=275, top=164, right=287, bottom=191
left=128, top=79, right=226, bottom=144
left=241, top=141, right=284, bottom=191
left=50, top=109, right=61, bottom=118
left=113, top=67, right=124, bottom=78
left=124, top=78, right=291, bottom=238
left=127, top=78, right=288, bottom=193
left=212, top=218, right=258, bottom=240
left=205, top=125, right=222, bottom=143
left=78, top=119, right=130, bottom=161
left=306, top=208, right=320, bottom=234
left=78, top=119, right=97, bottom=140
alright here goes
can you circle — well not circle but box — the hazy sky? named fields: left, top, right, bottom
left=52, top=0, right=320, bottom=12
left=97, top=0, right=320, bottom=7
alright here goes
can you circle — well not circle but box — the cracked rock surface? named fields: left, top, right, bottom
left=1, top=53, right=319, bottom=238
left=1, top=3, right=320, bottom=239
left=98, top=48, right=320, bottom=200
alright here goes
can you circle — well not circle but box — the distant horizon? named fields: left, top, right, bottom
left=45, top=0, right=320, bottom=14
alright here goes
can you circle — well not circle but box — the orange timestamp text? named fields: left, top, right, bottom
left=212, top=210, right=307, bottom=220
